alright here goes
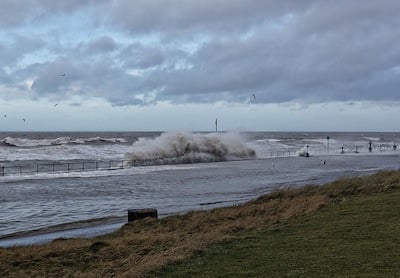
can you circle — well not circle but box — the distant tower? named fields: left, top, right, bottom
left=215, top=118, right=218, bottom=133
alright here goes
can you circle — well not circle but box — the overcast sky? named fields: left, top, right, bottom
left=0, top=0, right=399, bottom=131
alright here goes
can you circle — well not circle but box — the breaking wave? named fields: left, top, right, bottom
left=0, top=136, right=126, bottom=147
left=124, top=132, right=256, bottom=166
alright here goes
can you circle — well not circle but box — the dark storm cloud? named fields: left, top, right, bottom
left=107, top=0, right=308, bottom=37
left=0, top=0, right=104, bottom=28
left=1, top=0, right=400, bottom=106
left=30, top=57, right=153, bottom=106
left=86, top=36, right=117, bottom=53
left=31, top=59, right=81, bottom=95
left=100, top=0, right=400, bottom=104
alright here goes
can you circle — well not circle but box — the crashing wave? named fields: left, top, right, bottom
left=124, top=132, right=256, bottom=166
left=297, top=146, right=310, bottom=157
left=0, top=136, right=126, bottom=147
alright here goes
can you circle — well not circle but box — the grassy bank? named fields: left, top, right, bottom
left=1, top=171, right=400, bottom=277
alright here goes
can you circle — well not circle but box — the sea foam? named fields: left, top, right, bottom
left=124, top=132, right=256, bottom=166
left=0, top=136, right=126, bottom=147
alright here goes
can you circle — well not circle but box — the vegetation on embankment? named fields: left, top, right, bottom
left=1, top=170, right=400, bottom=277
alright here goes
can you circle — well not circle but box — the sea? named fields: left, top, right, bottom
left=0, top=131, right=399, bottom=247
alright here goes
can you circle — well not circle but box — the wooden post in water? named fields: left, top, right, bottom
left=128, top=208, right=158, bottom=222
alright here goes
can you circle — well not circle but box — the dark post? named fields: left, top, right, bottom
left=128, top=208, right=158, bottom=222
left=326, top=136, right=330, bottom=153
left=368, top=141, right=372, bottom=152
left=306, top=145, right=310, bottom=157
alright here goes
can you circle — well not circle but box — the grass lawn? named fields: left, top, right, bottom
left=154, top=188, right=400, bottom=277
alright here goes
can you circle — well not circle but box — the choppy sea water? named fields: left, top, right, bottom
left=0, top=131, right=399, bottom=247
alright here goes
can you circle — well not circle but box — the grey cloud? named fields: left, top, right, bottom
left=29, top=57, right=154, bottom=106
left=2, top=0, right=400, bottom=107
left=120, top=44, right=165, bottom=69
left=31, top=59, right=82, bottom=95
left=0, top=0, right=110, bottom=28
left=0, top=35, right=44, bottom=66
left=136, top=1, right=400, bottom=104
left=87, top=36, right=117, bottom=53
left=107, top=0, right=309, bottom=38
left=0, top=0, right=36, bottom=27
left=296, top=1, right=400, bottom=36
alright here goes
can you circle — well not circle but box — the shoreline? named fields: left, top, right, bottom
left=0, top=217, right=125, bottom=248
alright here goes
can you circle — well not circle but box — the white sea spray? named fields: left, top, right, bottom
left=124, top=132, right=256, bottom=166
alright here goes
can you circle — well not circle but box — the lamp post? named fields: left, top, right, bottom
left=326, top=136, right=330, bottom=153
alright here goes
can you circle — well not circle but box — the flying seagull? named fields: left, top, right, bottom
left=54, top=103, right=58, bottom=107
left=61, top=73, right=66, bottom=77
left=22, top=118, right=26, bottom=123
left=252, top=94, right=256, bottom=99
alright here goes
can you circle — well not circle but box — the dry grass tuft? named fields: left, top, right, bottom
left=1, top=170, right=399, bottom=277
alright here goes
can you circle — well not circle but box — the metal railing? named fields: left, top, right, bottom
left=0, top=160, right=130, bottom=176
left=269, top=151, right=296, bottom=157
left=1, top=143, right=396, bottom=177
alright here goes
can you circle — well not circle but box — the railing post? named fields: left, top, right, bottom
left=67, top=163, right=70, bottom=173
left=121, top=160, right=124, bottom=169
left=37, top=164, right=39, bottom=174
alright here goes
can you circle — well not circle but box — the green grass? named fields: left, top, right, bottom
left=154, top=190, right=400, bottom=277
